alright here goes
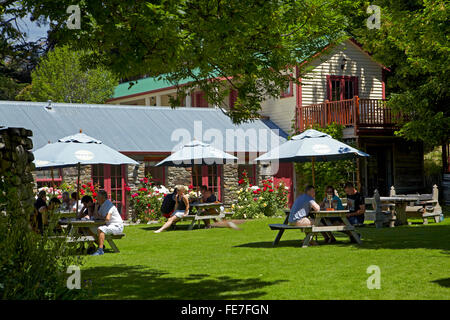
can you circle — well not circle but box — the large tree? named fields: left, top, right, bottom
left=19, top=0, right=362, bottom=122
left=0, top=2, right=50, bottom=100
left=19, top=45, right=118, bottom=103
left=350, top=0, right=449, bottom=171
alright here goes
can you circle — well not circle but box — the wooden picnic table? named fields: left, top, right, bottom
left=55, top=210, right=77, bottom=219
left=380, top=195, right=431, bottom=226
left=57, top=219, right=124, bottom=252
left=182, top=202, right=225, bottom=230
left=270, top=209, right=362, bottom=247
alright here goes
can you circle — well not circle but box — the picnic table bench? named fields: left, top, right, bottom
left=57, top=220, right=125, bottom=252
left=180, top=202, right=225, bottom=230
left=269, top=209, right=362, bottom=247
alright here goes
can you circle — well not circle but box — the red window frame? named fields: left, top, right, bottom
left=193, top=91, right=208, bottom=108
left=191, top=165, right=222, bottom=201
left=326, top=75, right=358, bottom=101
left=91, top=164, right=127, bottom=218
left=280, top=73, right=294, bottom=98
left=35, top=168, right=63, bottom=188
left=229, top=89, right=238, bottom=109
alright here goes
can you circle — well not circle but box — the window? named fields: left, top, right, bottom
left=92, top=164, right=127, bottom=217
left=35, top=169, right=63, bottom=188
left=280, top=74, right=294, bottom=98
left=238, top=164, right=256, bottom=185
left=144, top=161, right=166, bottom=186
left=191, top=165, right=222, bottom=200
left=229, top=89, right=238, bottom=109
left=193, top=91, right=208, bottom=107
left=327, top=76, right=358, bottom=101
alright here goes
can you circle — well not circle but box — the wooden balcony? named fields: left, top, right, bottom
left=296, top=96, right=402, bottom=136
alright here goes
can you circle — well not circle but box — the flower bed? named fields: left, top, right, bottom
left=232, top=171, right=288, bottom=219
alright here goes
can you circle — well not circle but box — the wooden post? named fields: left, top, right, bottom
left=374, top=189, right=383, bottom=228
left=76, top=162, right=81, bottom=215
left=50, top=167, right=56, bottom=196
left=433, top=184, right=442, bottom=214
left=390, top=186, right=396, bottom=197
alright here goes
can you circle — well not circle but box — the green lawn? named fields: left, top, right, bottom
left=81, top=211, right=450, bottom=300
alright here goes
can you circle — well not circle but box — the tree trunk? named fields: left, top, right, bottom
left=442, top=142, right=449, bottom=174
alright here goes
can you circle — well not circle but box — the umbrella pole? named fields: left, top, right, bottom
left=311, top=157, right=315, bottom=186
left=76, top=162, right=80, bottom=215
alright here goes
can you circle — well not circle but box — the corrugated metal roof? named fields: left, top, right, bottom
left=0, top=101, right=287, bottom=153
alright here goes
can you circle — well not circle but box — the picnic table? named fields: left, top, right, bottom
left=182, top=202, right=225, bottom=230
left=55, top=210, right=77, bottom=219
left=269, top=209, right=362, bottom=247
left=380, top=195, right=432, bottom=226
left=57, top=219, right=125, bottom=252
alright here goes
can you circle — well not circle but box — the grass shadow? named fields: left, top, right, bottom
left=83, top=264, right=286, bottom=299
left=431, top=278, right=450, bottom=288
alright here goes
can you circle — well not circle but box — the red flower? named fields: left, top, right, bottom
left=238, top=179, right=244, bottom=184
left=253, top=197, right=258, bottom=201
left=92, top=192, right=97, bottom=197
left=139, top=187, right=147, bottom=192
left=253, top=190, right=258, bottom=194
left=81, top=184, right=87, bottom=189
left=242, top=171, right=247, bottom=177
left=147, top=204, right=151, bottom=208
left=125, top=186, right=131, bottom=192
left=80, top=189, right=85, bottom=195
left=188, top=184, right=194, bottom=190
left=263, top=186, right=267, bottom=191
left=144, top=177, right=148, bottom=183
left=131, top=193, right=138, bottom=198
left=269, top=189, right=274, bottom=192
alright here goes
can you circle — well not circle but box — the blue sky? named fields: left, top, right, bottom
left=9, top=13, right=50, bottom=42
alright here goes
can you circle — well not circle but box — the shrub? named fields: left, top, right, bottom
left=232, top=171, right=288, bottom=219
left=0, top=173, right=89, bottom=299
left=127, top=176, right=168, bottom=223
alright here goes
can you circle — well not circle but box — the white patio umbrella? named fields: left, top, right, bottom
left=254, top=129, right=369, bottom=186
left=33, top=132, right=139, bottom=213
left=155, top=140, right=238, bottom=167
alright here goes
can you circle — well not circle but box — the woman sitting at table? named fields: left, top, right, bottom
left=200, top=185, right=217, bottom=229
left=320, top=186, right=344, bottom=210
left=154, top=185, right=190, bottom=233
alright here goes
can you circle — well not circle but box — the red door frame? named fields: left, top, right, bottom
left=192, top=165, right=222, bottom=201
left=91, top=164, right=127, bottom=218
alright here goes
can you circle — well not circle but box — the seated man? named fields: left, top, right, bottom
left=344, top=182, right=365, bottom=225
left=79, top=195, right=95, bottom=220
left=33, top=190, right=47, bottom=233
left=289, top=185, right=320, bottom=227
left=200, top=185, right=217, bottom=229
left=60, top=192, right=71, bottom=211
left=70, top=192, right=81, bottom=213
left=91, top=190, right=124, bottom=256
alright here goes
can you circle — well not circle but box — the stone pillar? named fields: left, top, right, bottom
left=0, top=127, right=36, bottom=217
left=222, top=164, right=239, bottom=206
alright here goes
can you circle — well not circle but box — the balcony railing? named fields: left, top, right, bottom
left=296, top=96, right=401, bottom=133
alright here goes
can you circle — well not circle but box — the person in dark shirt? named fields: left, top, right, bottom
left=33, top=190, right=47, bottom=233
left=344, top=182, right=365, bottom=225
left=200, top=185, right=217, bottom=229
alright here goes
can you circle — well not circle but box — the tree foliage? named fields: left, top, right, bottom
left=20, top=0, right=362, bottom=122
left=20, top=45, right=118, bottom=103
left=351, top=0, right=449, bottom=148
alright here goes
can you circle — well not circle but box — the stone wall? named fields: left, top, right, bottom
left=167, top=166, right=192, bottom=186
left=0, top=127, right=36, bottom=216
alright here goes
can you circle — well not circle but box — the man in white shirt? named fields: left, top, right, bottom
left=91, top=190, right=124, bottom=256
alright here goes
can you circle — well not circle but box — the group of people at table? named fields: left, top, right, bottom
left=32, top=181, right=363, bottom=253
left=33, top=189, right=124, bottom=256
left=289, top=182, right=365, bottom=226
